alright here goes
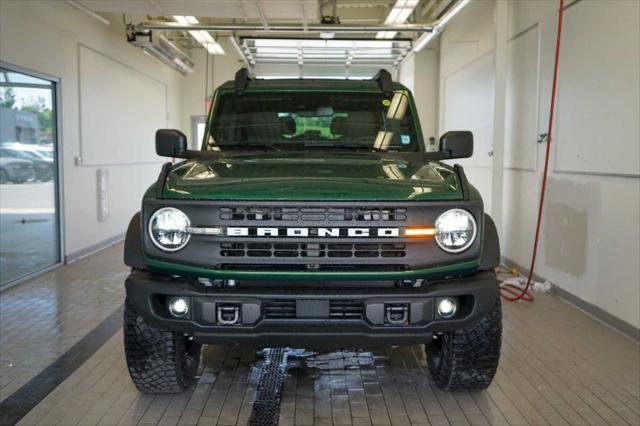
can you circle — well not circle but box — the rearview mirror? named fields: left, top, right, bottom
left=156, top=129, right=187, bottom=157
left=439, top=131, right=473, bottom=159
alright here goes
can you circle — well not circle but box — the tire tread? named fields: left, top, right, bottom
left=124, top=299, right=200, bottom=393
left=426, top=297, right=502, bottom=391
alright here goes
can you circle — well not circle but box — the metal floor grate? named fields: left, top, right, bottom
left=248, top=347, right=289, bottom=426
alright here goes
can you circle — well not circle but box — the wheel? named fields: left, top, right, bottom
left=425, top=297, right=502, bottom=391
left=0, top=169, right=9, bottom=184
left=124, top=298, right=202, bottom=393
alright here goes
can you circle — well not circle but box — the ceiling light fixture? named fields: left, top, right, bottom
left=173, top=16, right=225, bottom=55
left=376, top=0, right=420, bottom=40
left=127, top=24, right=194, bottom=74
left=142, top=35, right=195, bottom=75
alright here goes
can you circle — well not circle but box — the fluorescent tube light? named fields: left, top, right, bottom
left=376, top=0, right=420, bottom=39
left=142, top=35, right=195, bottom=75
left=173, top=15, right=225, bottom=55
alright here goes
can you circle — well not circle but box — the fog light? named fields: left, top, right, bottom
left=437, top=297, right=457, bottom=318
left=168, top=297, right=189, bottom=318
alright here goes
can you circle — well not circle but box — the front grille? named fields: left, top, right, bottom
left=221, top=242, right=406, bottom=258
left=329, top=300, right=364, bottom=319
left=219, top=206, right=407, bottom=222
left=263, top=300, right=364, bottom=319
left=263, top=300, right=296, bottom=319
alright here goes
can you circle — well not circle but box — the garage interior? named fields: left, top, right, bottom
left=0, top=0, right=638, bottom=425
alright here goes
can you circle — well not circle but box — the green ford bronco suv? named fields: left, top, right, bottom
left=123, top=68, right=502, bottom=394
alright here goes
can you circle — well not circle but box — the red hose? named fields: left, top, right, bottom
left=501, top=0, right=565, bottom=302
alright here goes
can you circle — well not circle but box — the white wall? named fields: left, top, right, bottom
left=180, top=48, right=211, bottom=145
left=438, top=0, right=497, bottom=213
left=180, top=38, right=243, bottom=146
left=439, top=0, right=640, bottom=329
left=399, top=47, right=439, bottom=150
left=398, top=54, right=415, bottom=92
left=0, top=0, right=184, bottom=258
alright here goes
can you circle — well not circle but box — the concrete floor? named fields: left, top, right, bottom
left=0, top=243, right=638, bottom=426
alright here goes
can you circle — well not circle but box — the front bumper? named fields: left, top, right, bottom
left=125, top=270, right=499, bottom=348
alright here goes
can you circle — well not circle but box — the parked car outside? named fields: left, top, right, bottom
left=0, top=156, right=35, bottom=184
left=0, top=143, right=54, bottom=181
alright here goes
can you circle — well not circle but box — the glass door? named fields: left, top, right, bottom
left=0, top=66, right=61, bottom=286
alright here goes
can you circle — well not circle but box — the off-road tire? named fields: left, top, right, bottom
left=425, top=297, right=502, bottom=391
left=124, top=298, right=202, bottom=393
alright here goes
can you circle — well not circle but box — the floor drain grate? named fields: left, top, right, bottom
left=248, top=347, right=289, bottom=426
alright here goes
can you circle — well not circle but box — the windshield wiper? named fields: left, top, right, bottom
left=209, top=143, right=281, bottom=152
left=303, top=143, right=387, bottom=153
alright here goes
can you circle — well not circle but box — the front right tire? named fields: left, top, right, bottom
left=124, top=298, right=202, bottom=393
left=425, top=297, right=502, bottom=391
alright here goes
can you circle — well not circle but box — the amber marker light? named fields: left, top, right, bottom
left=404, top=227, right=436, bottom=237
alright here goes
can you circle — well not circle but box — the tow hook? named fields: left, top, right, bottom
left=385, top=303, right=409, bottom=325
left=217, top=304, right=241, bottom=325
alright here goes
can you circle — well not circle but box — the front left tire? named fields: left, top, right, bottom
left=124, top=298, right=202, bottom=393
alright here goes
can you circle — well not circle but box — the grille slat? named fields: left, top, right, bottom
left=263, top=300, right=364, bottom=320
left=264, top=300, right=296, bottom=319
left=219, top=206, right=407, bottom=222
left=330, top=301, right=364, bottom=319
left=219, top=243, right=406, bottom=258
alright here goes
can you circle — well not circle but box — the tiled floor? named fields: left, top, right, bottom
left=0, top=244, right=127, bottom=402
left=1, top=243, right=639, bottom=425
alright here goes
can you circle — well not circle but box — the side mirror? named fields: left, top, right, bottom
left=439, top=131, right=473, bottom=159
left=156, top=129, right=188, bottom=157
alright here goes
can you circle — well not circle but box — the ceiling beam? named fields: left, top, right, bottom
left=140, top=22, right=434, bottom=33
left=301, top=1, right=309, bottom=31
left=255, top=0, right=269, bottom=31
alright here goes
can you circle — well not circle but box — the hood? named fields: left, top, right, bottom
left=160, top=152, right=462, bottom=201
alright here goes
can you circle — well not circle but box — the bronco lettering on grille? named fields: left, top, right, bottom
left=225, top=227, right=400, bottom=238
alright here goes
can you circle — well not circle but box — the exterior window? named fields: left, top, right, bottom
left=0, top=66, right=61, bottom=286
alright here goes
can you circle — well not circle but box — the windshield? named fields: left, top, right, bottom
left=205, top=90, right=421, bottom=153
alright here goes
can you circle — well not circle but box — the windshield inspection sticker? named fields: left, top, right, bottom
left=401, top=134, right=411, bottom=145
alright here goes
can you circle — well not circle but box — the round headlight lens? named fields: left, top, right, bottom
left=434, top=209, right=477, bottom=253
left=149, top=207, right=191, bottom=252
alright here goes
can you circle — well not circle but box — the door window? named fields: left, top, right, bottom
left=0, top=67, right=61, bottom=286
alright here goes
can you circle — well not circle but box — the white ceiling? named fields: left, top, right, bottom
left=78, top=0, right=319, bottom=20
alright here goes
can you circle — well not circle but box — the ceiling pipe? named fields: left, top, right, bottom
left=138, top=22, right=434, bottom=34
left=413, top=0, right=470, bottom=51
left=395, top=0, right=469, bottom=68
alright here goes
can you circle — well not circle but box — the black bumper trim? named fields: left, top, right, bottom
left=125, top=270, right=499, bottom=347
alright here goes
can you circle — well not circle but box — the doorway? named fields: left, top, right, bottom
left=0, top=65, right=62, bottom=287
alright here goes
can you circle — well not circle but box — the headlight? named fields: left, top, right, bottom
left=434, top=209, right=477, bottom=253
left=149, top=207, right=191, bottom=252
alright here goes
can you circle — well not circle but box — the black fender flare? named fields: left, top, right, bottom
left=480, top=213, right=500, bottom=271
left=124, top=212, right=146, bottom=270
